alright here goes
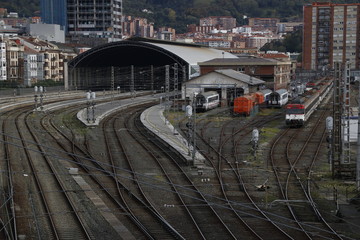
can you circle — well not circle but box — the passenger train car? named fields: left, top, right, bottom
left=285, top=79, right=332, bottom=127
left=195, top=91, right=220, bottom=112
left=260, top=89, right=272, bottom=105
left=268, top=89, right=289, bottom=107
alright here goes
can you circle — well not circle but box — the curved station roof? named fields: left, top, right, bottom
left=67, top=37, right=238, bottom=90
left=68, top=37, right=237, bottom=68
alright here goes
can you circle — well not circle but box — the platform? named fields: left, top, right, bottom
left=141, top=105, right=205, bottom=166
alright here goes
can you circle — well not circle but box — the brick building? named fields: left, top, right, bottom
left=198, top=56, right=292, bottom=90
left=199, top=16, right=237, bottom=30
left=248, top=18, right=280, bottom=33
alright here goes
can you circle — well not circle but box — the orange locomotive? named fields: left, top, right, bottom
left=233, top=92, right=265, bottom=116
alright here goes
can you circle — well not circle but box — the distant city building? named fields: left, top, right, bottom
left=187, top=24, right=215, bottom=34
left=7, top=12, right=18, bottom=18
left=40, top=0, right=66, bottom=29
left=0, top=23, right=23, bottom=38
left=277, top=22, right=302, bottom=34
left=67, top=0, right=122, bottom=43
left=24, top=48, right=44, bottom=86
left=31, top=17, right=42, bottom=24
left=194, top=38, right=231, bottom=48
left=0, top=41, right=6, bottom=80
left=0, top=8, right=8, bottom=18
left=40, top=0, right=123, bottom=45
left=303, top=2, right=360, bottom=71
left=122, top=16, right=154, bottom=38
left=6, top=39, right=24, bottom=83
left=248, top=18, right=280, bottom=33
left=28, top=23, right=65, bottom=43
left=157, top=27, right=176, bottom=41
left=245, top=35, right=279, bottom=49
left=200, top=16, right=236, bottom=30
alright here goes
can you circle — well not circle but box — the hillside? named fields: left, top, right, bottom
left=2, top=0, right=360, bottom=32
left=123, top=0, right=360, bottom=32
left=0, top=0, right=39, bottom=17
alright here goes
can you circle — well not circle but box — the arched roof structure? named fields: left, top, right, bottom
left=69, top=37, right=237, bottom=68
left=67, top=37, right=238, bottom=90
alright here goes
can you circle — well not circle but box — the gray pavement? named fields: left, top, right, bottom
left=141, top=105, right=205, bottom=166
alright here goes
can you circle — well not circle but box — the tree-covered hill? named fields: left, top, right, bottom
left=0, top=0, right=39, bottom=17
left=124, top=0, right=360, bottom=32
left=3, top=0, right=360, bottom=32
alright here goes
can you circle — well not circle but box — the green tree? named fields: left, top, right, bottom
left=260, top=29, right=303, bottom=54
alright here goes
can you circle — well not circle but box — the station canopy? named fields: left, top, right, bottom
left=67, top=37, right=238, bottom=90
left=69, top=37, right=238, bottom=71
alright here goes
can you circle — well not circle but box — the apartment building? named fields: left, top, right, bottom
left=122, top=16, right=154, bottom=38
left=303, top=2, right=360, bottom=71
left=40, top=0, right=67, bottom=29
left=6, top=39, right=24, bottom=83
left=248, top=18, right=280, bottom=33
left=67, top=0, right=122, bottom=42
left=24, top=48, right=44, bottom=86
left=41, top=0, right=123, bottom=44
left=200, top=16, right=236, bottom=30
left=43, top=50, right=62, bottom=82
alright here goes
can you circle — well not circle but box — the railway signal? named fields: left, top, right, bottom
left=86, top=91, right=96, bottom=123
left=34, top=86, right=44, bottom=111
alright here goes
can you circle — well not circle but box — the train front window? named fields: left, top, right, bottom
left=196, top=96, right=205, bottom=105
left=286, top=108, right=304, bottom=114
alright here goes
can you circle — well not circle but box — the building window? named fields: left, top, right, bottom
left=237, top=67, right=245, bottom=72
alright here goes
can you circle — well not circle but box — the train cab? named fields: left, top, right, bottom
left=268, top=89, right=288, bottom=107
left=285, top=103, right=305, bottom=127
left=195, top=91, right=220, bottom=112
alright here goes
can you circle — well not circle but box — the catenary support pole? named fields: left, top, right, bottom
left=357, top=81, right=360, bottom=190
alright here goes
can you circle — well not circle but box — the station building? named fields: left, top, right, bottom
left=198, top=56, right=292, bottom=90
left=182, top=69, right=265, bottom=106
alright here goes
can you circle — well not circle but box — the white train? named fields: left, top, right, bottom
left=268, top=89, right=289, bottom=107
left=195, top=91, right=220, bottom=112
left=285, top=79, right=332, bottom=127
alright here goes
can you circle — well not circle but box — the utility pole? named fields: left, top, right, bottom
left=165, top=65, right=170, bottom=103
left=326, top=116, right=334, bottom=172
left=111, top=66, right=114, bottom=102
left=357, top=80, right=360, bottom=190
left=192, top=93, right=197, bottom=164
left=131, top=65, right=134, bottom=97
left=173, top=63, right=178, bottom=110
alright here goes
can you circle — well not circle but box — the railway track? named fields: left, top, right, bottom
left=0, top=103, right=92, bottom=239
left=177, top=109, right=298, bottom=239
left=1, top=90, right=359, bottom=239
left=269, top=99, right=350, bottom=239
